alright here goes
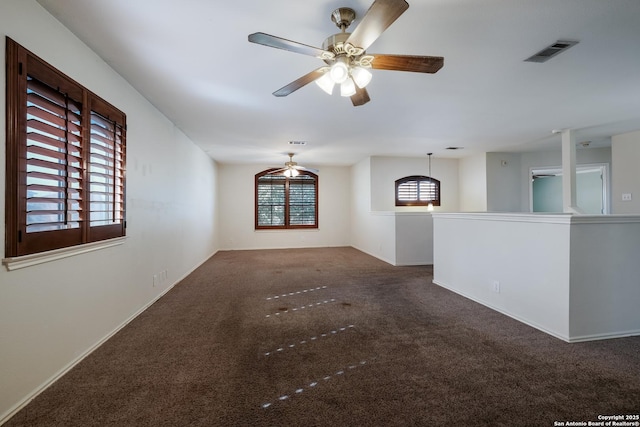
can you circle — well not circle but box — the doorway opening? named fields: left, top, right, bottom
left=530, top=164, right=609, bottom=214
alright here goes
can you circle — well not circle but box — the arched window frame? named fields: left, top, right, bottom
left=395, top=175, right=441, bottom=207
left=255, top=168, right=318, bottom=229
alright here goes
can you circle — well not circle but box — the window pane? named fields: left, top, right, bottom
left=255, top=171, right=317, bottom=228
left=25, top=76, right=83, bottom=233
left=257, top=175, right=286, bottom=226
left=289, top=177, right=316, bottom=225
left=89, top=111, right=125, bottom=226
left=398, top=181, right=418, bottom=201
left=419, top=181, right=437, bottom=201
left=395, top=175, right=440, bottom=207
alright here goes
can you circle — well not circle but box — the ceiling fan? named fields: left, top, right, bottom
left=248, top=0, right=444, bottom=106
left=269, top=153, right=319, bottom=177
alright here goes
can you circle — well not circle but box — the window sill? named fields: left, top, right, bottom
left=2, top=237, right=126, bottom=271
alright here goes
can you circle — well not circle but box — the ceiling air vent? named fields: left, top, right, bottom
left=524, top=40, right=579, bottom=63
left=289, top=140, right=307, bottom=146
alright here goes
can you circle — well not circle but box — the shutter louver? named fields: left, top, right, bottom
left=25, top=77, right=83, bottom=233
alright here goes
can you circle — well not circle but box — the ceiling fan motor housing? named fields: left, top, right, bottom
left=331, top=7, right=356, bottom=30
left=323, top=32, right=351, bottom=58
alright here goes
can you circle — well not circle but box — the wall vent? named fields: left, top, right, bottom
left=524, top=40, right=579, bottom=63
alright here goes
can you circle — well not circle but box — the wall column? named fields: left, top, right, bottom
left=561, top=129, right=583, bottom=214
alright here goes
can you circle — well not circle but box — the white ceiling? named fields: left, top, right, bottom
left=37, top=0, right=640, bottom=167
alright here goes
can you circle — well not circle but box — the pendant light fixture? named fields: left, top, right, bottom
left=427, top=153, right=434, bottom=212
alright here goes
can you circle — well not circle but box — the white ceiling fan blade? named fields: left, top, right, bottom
left=266, top=168, right=288, bottom=174
left=294, top=165, right=319, bottom=173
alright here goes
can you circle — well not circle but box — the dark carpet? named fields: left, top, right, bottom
left=6, top=247, right=640, bottom=426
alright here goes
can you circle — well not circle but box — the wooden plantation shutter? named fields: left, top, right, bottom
left=5, top=38, right=126, bottom=257
left=256, top=173, right=286, bottom=227
left=25, top=77, right=84, bottom=234
left=87, top=99, right=126, bottom=241
left=397, top=179, right=419, bottom=202
left=255, top=169, right=318, bottom=229
left=288, top=174, right=316, bottom=226
left=395, top=175, right=441, bottom=207
left=418, top=180, right=439, bottom=203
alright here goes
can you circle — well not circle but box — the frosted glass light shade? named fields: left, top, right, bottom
left=351, top=67, right=372, bottom=88
left=340, top=78, right=356, bottom=97
left=315, top=72, right=335, bottom=94
left=284, top=168, right=299, bottom=177
left=330, top=61, right=349, bottom=84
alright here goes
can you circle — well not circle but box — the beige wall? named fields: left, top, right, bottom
left=370, top=155, right=460, bottom=212
left=612, top=130, right=640, bottom=214
left=217, top=163, right=351, bottom=250
left=458, top=153, right=487, bottom=212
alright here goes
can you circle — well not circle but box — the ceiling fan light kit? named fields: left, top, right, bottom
left=268, top=153, right=319, bottom=177
left=248, top=0, right=444, bottom=106
left=351, top=66, right=373, bottom=88
left=315, top=71, right=335, bottom=94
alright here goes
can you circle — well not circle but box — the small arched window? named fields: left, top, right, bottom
left=395, top=175, right=441, bottom=207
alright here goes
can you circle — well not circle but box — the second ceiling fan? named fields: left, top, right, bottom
left=248, top=0, right=444, bottom=107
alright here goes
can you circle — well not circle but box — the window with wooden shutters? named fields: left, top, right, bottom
left=5, top=38, right=127, bottom=257
left=255, top=169, right=318, bottom=229
left=395, top=175, right=441, bottom=207
left=88, top=104, right=126, bottom=241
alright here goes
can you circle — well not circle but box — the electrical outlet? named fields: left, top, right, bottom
left=492, top=280, right=500, bottom=293
left=622, top=193, right=632, bottom=201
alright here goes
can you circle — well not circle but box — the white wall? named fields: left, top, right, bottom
left=359, top=155, right=459, bottom=265
left=217, top=163, right=350, bottom=250
left=395, top=213, right=433, bottom=265
left=612, top=130, right=640, bottom=214
left=433, top=213, right=572, bottom=340
left=350, top=157, right=396, bottom=264
left=569, top=218, right=640, bottom=340
left=486, top=152, right=521, bottom=212
left=433, top=213, right=640, bottom=342
left=458, top=153, right=487, bottom=212
left=0, top=1, right=219, bottom=422
left=370, top=155, right=460, bottom=212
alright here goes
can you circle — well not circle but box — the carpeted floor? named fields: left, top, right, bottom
left=6, top=247, right=640, bottom=426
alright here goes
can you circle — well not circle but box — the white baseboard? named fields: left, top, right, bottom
left=433, top=279, right=640, bottom=343
left=432, top=278, right=572, bottom=343
left=350, top=244, right=395, bottom=266
left=565, top=329, right=640, bottom=343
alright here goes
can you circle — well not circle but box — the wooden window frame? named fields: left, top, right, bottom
left=255, top=168, right=318, bottom=230
left=395, top=175, right=441, bottom=207
left=5, top=38, right=126, bottom=257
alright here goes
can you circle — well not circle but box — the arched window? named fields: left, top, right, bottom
left=255, top=169, right=318, bottom=229
left=395, top=175, right=440, bottom=207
